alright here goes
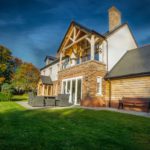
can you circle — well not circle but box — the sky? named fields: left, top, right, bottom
left=0, top=0, right=149, bottom=68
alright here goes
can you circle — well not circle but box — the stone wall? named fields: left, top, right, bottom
left=58, top=60, right=107, bottom=107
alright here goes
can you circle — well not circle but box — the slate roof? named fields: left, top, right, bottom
left=44, top=56, right=56, bottom=62
left=40, top=56, right=68, bottom=71
left=105, top=45, right=150, bottom=79
left=40, top=75, right=53, bottom=85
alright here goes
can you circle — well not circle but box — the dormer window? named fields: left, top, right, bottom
left=44, top=56, right=56, bottom=65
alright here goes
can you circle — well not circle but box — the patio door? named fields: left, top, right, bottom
left=61, top=77, right=82, bottom=105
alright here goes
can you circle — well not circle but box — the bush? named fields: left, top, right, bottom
left=1, top=83, right=14, bottom=101
left=0, top=92, right=12, bottom=101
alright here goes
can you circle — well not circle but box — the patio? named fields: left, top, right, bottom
left=16, top=101, right=150, bottom=118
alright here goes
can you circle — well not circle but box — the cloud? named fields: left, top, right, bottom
left=0, top=16, right=25, bottom=26
left=0, top=0, right=150, bottom=68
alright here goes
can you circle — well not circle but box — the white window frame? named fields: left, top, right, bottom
left=96, top=77, right=102, bottom=95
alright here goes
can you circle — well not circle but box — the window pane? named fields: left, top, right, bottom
left=63, top=82, right=66, bottom=94
left=67, top=81, right=70, bottom=94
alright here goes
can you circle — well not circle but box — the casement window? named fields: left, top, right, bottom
left=97, top=77, right=102, bottom=95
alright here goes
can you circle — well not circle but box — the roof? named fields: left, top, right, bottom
left=104, top=23, right=127, bottom=37
left=57, top=21, right=105, bottom=53
left=105, top=45, right=150, bottom=79
left=41, top=58, right=59, bottom=70
left=40, top=56, right=67, bottom=71
left=40, top=75, right=53, bottom=85
left=44, top=56, right=56, bottom=62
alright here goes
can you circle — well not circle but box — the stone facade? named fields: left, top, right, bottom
left=58, top=60, right=107, bottom=107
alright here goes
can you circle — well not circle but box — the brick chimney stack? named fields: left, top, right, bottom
left=108, top=6, right=121, bottom=31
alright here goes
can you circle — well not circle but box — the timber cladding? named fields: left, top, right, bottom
left=105, top=76, right=150, bottom=111
left=58, top=60, right=107, bottom=106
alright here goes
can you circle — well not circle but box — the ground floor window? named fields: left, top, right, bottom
left=97, top=77, right=102, bottom=95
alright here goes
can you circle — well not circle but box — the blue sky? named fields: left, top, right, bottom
left=0, top=0, right=149, bottom=68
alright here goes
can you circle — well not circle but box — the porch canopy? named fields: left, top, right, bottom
left=37, top=75, right=53, bottom=96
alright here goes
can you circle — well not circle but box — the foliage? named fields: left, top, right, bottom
left=12, top=63, right=40, bottom=92
left=0, top=45, right=14, bottom=83
left=1, top=83, right=14, bottom=100
left=12, top=57, right=23, bottom=72
left=11, top=94, right=28, bottom=101
left=0, top=77, right=5, bottom=84
left=0, top=93, right=28, bottom=101
left=0, top=92, right=12, bottom=101
left=0, top=103, right=150, bottom=150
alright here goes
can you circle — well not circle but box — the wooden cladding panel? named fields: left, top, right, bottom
left=105, top=76, right=150, bottom=105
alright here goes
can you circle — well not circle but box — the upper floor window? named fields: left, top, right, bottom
left=95, top=52, right=99, bottom=61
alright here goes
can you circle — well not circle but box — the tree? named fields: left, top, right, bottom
left=0, top=45, right=13, bottom=83
left=12, top=63, right=40, bottom=92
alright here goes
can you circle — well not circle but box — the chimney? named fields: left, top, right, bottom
left=108, top=6, right=121, bottom=31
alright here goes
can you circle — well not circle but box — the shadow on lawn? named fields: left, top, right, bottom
left=0, top=106, right=150, bottom=150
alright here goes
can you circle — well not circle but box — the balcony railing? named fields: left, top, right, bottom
left=61, top=53, right=102, bottom=70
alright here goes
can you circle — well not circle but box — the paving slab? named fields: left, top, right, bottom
left=79, top=106, right=150, bottom=118
left=15, top=101, right=74, bottom=110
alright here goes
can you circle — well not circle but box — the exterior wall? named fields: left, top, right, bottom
left=52, top=80, right=58, bottom=96
left=41, top=62, right=59, bottom=81
left=105, top=76, right=150, bottom=111
left=106, top=24, right=137, bottom=71
left=58, top=60, right=107, bottom=107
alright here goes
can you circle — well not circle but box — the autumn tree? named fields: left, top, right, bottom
left=0, top=45, right=13, bottom=84
left=12, top=63, right=40, bottom=92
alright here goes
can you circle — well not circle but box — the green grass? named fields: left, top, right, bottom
left=11, top=94, right=28, bottom=101
left=0, top=93, right=28, bottom=101
left=0, top=102, right=150, bottom=150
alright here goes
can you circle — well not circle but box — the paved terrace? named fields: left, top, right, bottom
left=16, top=101, right=150, bottom=118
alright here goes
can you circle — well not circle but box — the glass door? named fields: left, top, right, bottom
left=77, top=79, right=82, bottom=104
left=72, top=80, right=76, bottom=104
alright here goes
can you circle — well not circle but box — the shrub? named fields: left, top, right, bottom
left=0, top=92, right=11, bottom=101
left=1, top=83, right=14, bottom=101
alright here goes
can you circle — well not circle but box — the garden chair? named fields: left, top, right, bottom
left=32, top=96, right=45, bottom=107
left=55, top=94, right=72, bottom=107
left=45, top=96, right=56, bottom=106
left=28, top=92, right=35, bottom=105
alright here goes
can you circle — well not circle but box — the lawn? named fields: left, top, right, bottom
left=0, top=93, right=28, bottom=101
left=0, top=102, right=150, bottom=150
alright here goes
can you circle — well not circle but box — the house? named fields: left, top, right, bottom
left=37, top=6, right=147, bottom=108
